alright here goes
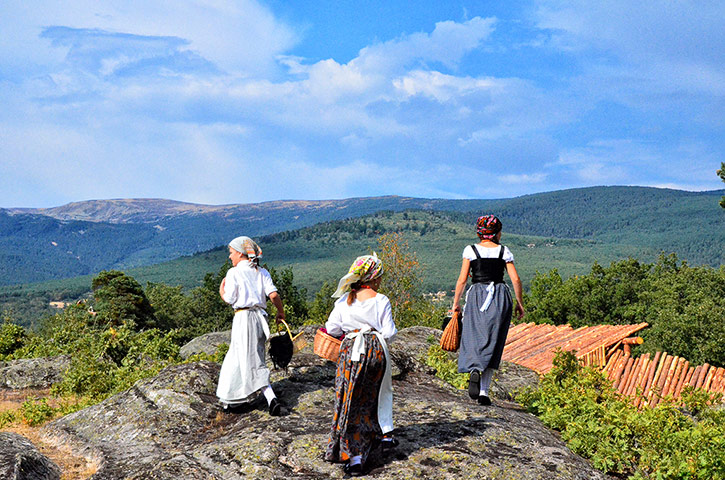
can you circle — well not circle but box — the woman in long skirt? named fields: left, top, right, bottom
left=216, top=236, right=286, bottom=416
left=324, top=253, right=397, bottom=476
left=452, top=215, right=525, bottom=405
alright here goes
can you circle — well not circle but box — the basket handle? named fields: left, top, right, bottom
left=277, top=318, right=293, bottom=338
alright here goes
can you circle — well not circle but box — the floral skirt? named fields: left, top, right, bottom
left=324, top=331, right=386, bottom=465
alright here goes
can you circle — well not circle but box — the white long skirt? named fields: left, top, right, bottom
left=216, top=308, right=271, bottom=404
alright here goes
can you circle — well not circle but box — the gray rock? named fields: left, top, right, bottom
left=42, top=327, right=610, bottom=480
left=0, top=432, right=62, bottom=480
left=178, top=330, right=230, bottom=359
left=0, top=355, right=71, bottom=389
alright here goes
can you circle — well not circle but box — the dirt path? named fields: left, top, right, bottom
left=1, top=389, right=97, bottom=480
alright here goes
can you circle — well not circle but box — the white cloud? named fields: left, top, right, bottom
left=0, top=0, right=297, bottom=77
left=533, top=0, right=725, bottom=97
left=499, top=173, right=547, bottom=185
left=351, top=17, right=496, bottom=74
left=552, top=139, right=722, bottom=190
left=2, top=2, right=723, bottom=207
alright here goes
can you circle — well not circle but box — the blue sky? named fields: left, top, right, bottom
left=1, top=0, right=723, bottom=208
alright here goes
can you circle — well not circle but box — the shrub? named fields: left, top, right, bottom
left=517, top=350, right=725, bottom=479
left=424, top=338, right=468, bottom=390
left=0, top=318, right=26, bottom=359
left=20, top=398, right=56, bottom=426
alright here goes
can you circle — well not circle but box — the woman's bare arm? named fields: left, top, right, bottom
left=452, top=258, right=470, bottom=312
left=506, top=262, right=525, bottom=319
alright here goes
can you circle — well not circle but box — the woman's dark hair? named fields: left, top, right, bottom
left=347, top=281, right=363, bottom=305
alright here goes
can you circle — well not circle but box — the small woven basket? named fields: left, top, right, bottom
left=313, top=329, right=341, bottom=363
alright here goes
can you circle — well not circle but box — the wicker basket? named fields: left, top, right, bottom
left=313, top=329, right=341, bottom=363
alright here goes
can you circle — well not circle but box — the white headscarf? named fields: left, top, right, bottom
left=229, top=236, right=262, bottom=267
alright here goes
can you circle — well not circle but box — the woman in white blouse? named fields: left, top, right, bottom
left=216, top=236, right=285, bottom=416
left=323, top=253, right=397, bottom=477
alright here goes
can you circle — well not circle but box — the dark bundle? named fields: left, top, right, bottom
left=269, top=332, right=293, bottom=369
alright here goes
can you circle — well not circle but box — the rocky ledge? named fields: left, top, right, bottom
left=1, top=355, right=71, bottom=390
left=0, top=432, right=61, bottom=480
left=31, top=326, right=612, bottom=479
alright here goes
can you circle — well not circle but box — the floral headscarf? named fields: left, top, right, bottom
left=229, top=236, right=262, bottom=266
left=476, top=215, right=502, bottom=240
left=332, top=253, right=384, bottom=298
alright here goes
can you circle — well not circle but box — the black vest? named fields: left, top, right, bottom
left=469, top=244, right=506, bottom=284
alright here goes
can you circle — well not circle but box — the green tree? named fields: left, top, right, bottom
left=640, top=261, right=725, bottom=366
left=145, top=283, right=195, bottom=332
left=0, top=316, right=26, bottom=359
left=266, top=266, right=309, bottom=325
left=186, top=262, right=234, bottom=336
left=307, top=281, right=336, bottom=325
left=377, top=232, right=446, bottom=328
left=92, top=270, right=156, bottom=330
left=525, top=254, right=725, bottom=367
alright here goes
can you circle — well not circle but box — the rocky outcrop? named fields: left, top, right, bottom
left=41, top=327, right=609, bottom=479
left=179, top=330, right=231, bottom=359
left=0, top=432, right=61, bottom=480
left=0, top=356, right=70, bottom=389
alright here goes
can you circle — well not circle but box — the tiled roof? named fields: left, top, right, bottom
left=503, top=322, right=649, bottom=374
left=604, top=350, right=725, bottom=406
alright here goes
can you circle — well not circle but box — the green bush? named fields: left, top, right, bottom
left=0, top=318, right=26, bottom=359
left=0, top=409, right=17, bottom=428
left=517, top=350, right=725, bottom=479
left=20, top=398, right=56, bottom=426
left=424, top=338, right=468, bottom=390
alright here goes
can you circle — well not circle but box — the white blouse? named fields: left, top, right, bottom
left=222, top=261, right=278, bottom=309
left=462, top=244, right=515, bottom=263
left=325, top=293, right=397, bottom=341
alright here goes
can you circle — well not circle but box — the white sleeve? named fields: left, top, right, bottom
left=222, top=269, right=238, bottom=305
left=462, top=245, right=474, bottom=261
left=378, top=296, right=397, bottom=341
left=260, top=268, right=278, bottom=297
left=503, top=246, right=515, bottom=263
left=325, top=300, right=345, bottom=337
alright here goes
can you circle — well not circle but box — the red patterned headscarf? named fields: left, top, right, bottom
left=476, top=215, right=502, bottom=240
left=332, top=253, right=384, bottom=298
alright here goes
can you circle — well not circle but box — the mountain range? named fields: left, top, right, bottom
left=2, top=186, right=724, bottom=288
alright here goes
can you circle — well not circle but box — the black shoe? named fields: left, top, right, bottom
left=477, top=395, right=492, bottom=406
left=468, top=370, right=481, bottom=399
left=269, top=398, right=282, bottom=416
left=343, top=462, right=363, bottom=477
left=381, top=436, right=399, bottom=453
left=221, top=401, right=251, bottom=414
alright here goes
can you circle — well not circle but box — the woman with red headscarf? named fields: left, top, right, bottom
left=452, top=215, right=525, bottom=405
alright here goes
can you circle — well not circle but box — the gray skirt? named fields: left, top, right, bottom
left=457, top=282, right=513, bottom=373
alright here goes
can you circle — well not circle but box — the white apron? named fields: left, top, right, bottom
left=216, top=307, right=271, bottom=403
left=346, top=326, right=394, bottom=434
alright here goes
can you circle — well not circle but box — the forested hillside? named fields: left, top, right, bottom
left=0, top=207, right=703, bottom=327
left=1, top=187, right=723, bottom=288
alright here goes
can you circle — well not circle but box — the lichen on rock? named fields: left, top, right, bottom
left=38, top=327, right=611, bottom=479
